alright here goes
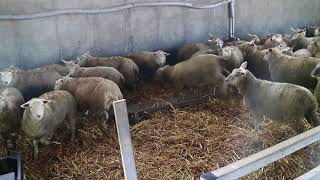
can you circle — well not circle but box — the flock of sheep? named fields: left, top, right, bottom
left=1, top=25, right=320, bottom=159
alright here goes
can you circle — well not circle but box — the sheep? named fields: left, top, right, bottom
left=309, top=42, right=320, bottom=58
left=20, top=90, right=77, bottom=158
left=224, top=39, right=248, bottom=46
left=76, top=51, right=139, bottom=88
left=225, top=61, right=320, bottom=133
left=178, top=35, right=223, bottom=61
left=155, top=54, right=228, bottom=95
left=0, top=67, right=63, bottom=100
left=190, top=49, right=217, bottom=58
left=291, top=34, right=320, bottom=51
left=0, top=88, right=24, bottom=140
left=127, top=50, right=169, bottom=77
left=311, top=64, right=320, bottom=104
left=306, top=26, right=320, bottom=37
left=238, top=41, right=271, bottom=80
left=54, top=77, right=123, bottom=127
left=263, top=48, right=320, bottom=89
left=217, top=46, right=245, bottom=71
left=293, top=49, right=312, bottom=57
left=178, top=43, right=211, bottom=61
left=263, top=34, right=288, bottom=50
left=62, top=60, right=125, bottom=88
left=246, top=33, right=261, bottom=45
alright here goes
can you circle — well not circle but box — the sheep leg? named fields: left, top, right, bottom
left=251, top=112, right=263, bottom=131
left=39, top=136, right=52, bottom=145
left=33, top=139, right=40, bottom=159
left=100, top=111, right=109, bottom=130
left=68, top=115, right=77, bottom=142
left=293, top=119, right=307, bottom=134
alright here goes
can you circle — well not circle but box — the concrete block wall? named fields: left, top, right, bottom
left=0, top=0, right=319, bottom=69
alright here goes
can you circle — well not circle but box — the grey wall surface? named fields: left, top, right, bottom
left=0, top=0, right=319, bottom=69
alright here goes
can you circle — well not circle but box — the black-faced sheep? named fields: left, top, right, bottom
left=54, top=77, right=123, bottom=127
left=264, top=48, right=320, bottom=89
left=20, top=90, right=77, bottom=158
left=226, top=62, right=320, bottom=133
left=127, top=50, right=169, bottom=77
left=76, top=51, right=139, bottom=88
left=0, top=87, right=24, bottom=138
left=155, top=54, right=227, bottom=95
left=62, top=60, right=125, bottom=88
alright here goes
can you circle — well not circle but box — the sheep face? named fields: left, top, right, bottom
left=310, top=42, right=320, bottom=57
left=0, top=71, right=13, bottom=86
left=238, top=41, right=257, bottom=56
left=154, top=50, right=170, bottom=67
left=207, top=35, right=224, bottom=50
left=61, top=60, right=78, bottom=76
left=219, top=48, right=232, bottom=60
left=21, top=99, right=51, bottom=120
left=54, top=79, right=64, bottom=90
left=225, top=62, right=248, bottom=87
left=247, top=33, right=261, bottom=44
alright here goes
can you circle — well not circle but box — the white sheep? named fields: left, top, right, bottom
left=21, top=90, right=78, bottom=158
left=226, top=62, right=320, bottom=133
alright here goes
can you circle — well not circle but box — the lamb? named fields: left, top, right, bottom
left=311, top=64, right=320, bottom=104
left=263, top=48, right=320, bottom=89
left=155, top=54, right=227, bottom=95
left=76, top=51, right=139, bottom=88
left=0, top=88, right=24, bottom=139
left=225, top=61, right=320, bottom=133
left=0, top=67, right=63, bottom=100
left=54, top=77, right=123, bottom=127
left=20, top=90, right=77, bottom=158
left=62, top=60, right=125, bottom=88
left=127, top=50, right=169, bottom=77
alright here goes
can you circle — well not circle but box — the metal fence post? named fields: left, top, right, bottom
left=228, top=0, right=235, bottom=39
left=113, top=99, right=138, bottom=180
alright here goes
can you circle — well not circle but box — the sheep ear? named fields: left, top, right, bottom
left=41, top=99, right=51, bottom=104
left=207, top=39, right=213, bottom=43
left=249, top=39, right=256, bottom=44
left=163, top=52, right=170, bottom=56
left=61, top=59, right=69, bottom=64
left=208, top=33, right=214, bottom=38
left=20, top=102, right=30, bottom=108
left=76, top=57, right=81, bottom=62
left=240, top=61, right=248, bottom=69
left=311, top=64, right=320, bottom=78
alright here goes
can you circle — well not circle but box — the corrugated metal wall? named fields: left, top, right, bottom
left=0, top=0, right=319, bottom=69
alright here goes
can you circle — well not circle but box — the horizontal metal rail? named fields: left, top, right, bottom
left=200, top=126, right=320, bottom=180
left=0, top=0, right=231, bottom=20
left=295, top=165, right=320, bottom=180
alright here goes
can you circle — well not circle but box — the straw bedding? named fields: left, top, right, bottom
left=0, top=81, right=316, bottom=179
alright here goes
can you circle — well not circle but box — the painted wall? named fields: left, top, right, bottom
left=0, top=0, right=319, bottom=68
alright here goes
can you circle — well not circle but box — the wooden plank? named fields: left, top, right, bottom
left=200, top=126, right=320, bottom=180
left=113, top=99, right=138, bottom=180
left=295, top=165, right=320, bottom=180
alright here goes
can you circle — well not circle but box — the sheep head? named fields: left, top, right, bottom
left=225, top=61, right=249, bottom=87
left=207, top=35, right=224, bottom=50
left=0, top=71, right=13, bottom=87
left=21, top=98, right=51, bottom=120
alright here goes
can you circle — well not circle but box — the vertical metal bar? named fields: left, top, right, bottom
left=113, top=99, right=138, bottom=180
left=228, top=0, right=235, bottom=39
